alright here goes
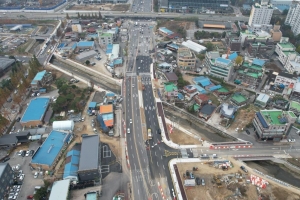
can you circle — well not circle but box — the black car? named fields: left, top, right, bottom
left=16, top=117, right=21, bottom=122
left=246, top=130, right=250, bottom=135
left=21, top=151, right=26, bottom=157
left=157, top=129, right=161, bottom=134
left=2, top=157, right=10, bottom=162
left=195, top=177, right=201, bottom=185
left=240, top=166, right=248, bottom=173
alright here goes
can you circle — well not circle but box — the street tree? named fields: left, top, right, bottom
left=234, top=56, right=243, bottom=69
left=13, top=94, right=22, bottom=106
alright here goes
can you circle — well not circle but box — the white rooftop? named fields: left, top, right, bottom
left=256, top=93, right=270, bottom=103
left=49, top=179, right=70, bottom=200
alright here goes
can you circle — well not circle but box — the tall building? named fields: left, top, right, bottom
left=285, top=1, right=300, bottom=36
left=165, top=0, right=230, bottom=13
left=0, top=163, right=14, bottom=199
left=248, top=0, right=273, bottom=31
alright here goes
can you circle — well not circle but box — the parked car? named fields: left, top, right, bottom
left=240, top=166, right=248, bottom=173
left=34, top=172, right=38, bottom=179
left=2, top=157, right=10, bottom=162
left=195, top=177, right=201, bottom=185
left=246, top=130, right=250, bottom=135
left=16, top=117, right=21, bottom=122
left=21, top=151, right=26, bottom=157
left=201, top=179, right=205, bottom=186
left=27, top=195, right=34, bottom=199
left=25, top=151, right=30, bottom=157
left=29, top=150, right=34, bottom=156
left=157, top=129, right=161, bottom=134
left=190, top=172, right=195, bottom=179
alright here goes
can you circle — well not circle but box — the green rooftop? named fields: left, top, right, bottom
left=164, top=82, right=178, bottom=92
left=231, top=93, right=247, bottom=104
left=242, top=62, right=263, bottom=71
left=283, top=51, right=297, bottom=56
left=278, top=42, right=295, bottom=50
left=290, top=101, right=300, bottom=111
left=217, top=87, right=229, bottom=93
left=287, top=111, right=296, bottom=118
left=260, top=110, right=284, bottom=125
left=99, top=32, right=112, bottom=37
left=238, top=70, right=262, bottom=78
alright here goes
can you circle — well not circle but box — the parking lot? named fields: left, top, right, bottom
left=7, top=142, right=44, bottom=199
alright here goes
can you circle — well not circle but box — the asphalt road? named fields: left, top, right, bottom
left=131, top=0, right=152, bottom=13
left=0, top=11, right=249, bottom=22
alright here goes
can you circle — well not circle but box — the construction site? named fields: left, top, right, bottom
left=177, top=158, right=300, bottom=200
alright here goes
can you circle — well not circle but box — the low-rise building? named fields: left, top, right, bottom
left=220, top=103, right=238, bottom=119
left=270, top=25, right=282, bottom=42
left=0, top=131, right=30, bottom=147
left=164, top=72, right=178, bottom=84
left=275, top=38, right=300, bottom=74
left=253, top=110, right=296, bottom=141
left=182, top=40, right=206, bottom=53
left=274, top=72, right=297, bottom=87
left=31, top=70, right=53, bottom=92
left=254, top=94, right=270, bottom=108
left=177, top=48, right=196, bottom=70
left=230, top=92, right=248, bottom=106
left=49, top=179, right=70, bottom=200
left=239, top=30, right=272, bottom=47
left=0, top=163, right=14, bottom=199
left=76, top=50, right=98, bottom=62
left=236, top=58, right=265, bottom=88
left=290, top=81, right=300, bottom=102
left=194, top=94, right=209, bottom=105
left=163, top=82, right=178, bottom=100
left=199, top=104, right=216, bottom=120
left=78, top=135, right=100, bottom=182
left=205, top=51, right=235, bottom=81
left=98, top=32, right=113, bottom=47
left=76, top=41, right=95, bottom=50
left=0, top=58, right=15, bottom=77
left=158, top=27, right=174, bottom=37
left=71, top=24, right=82, bottom=33
left=63, top=150, right=80, bottom=182
left=289, top=101, right=300, bottom=116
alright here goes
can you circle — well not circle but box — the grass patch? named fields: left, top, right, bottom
left=207, top=93, right=220, bottom=106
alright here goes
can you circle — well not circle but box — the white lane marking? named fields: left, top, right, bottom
left=163, top=165, right=165, bottom=170
left=161, top=155, right=162, bottom=160
left=155, top=152, right=157, bottom=156
left=132, top=154, right=134, bottom=158
left=157, top=162, right=159, bottom=167
left=131, top=145, right=132, bottom=149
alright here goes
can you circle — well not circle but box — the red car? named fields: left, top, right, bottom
left=27, top=195, right=34, bottom=199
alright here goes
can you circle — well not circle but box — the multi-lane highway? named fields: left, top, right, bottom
left=0, top=10, right=249, bottom=22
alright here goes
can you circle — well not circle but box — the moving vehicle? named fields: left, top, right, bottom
left=147, top=129, right=152, bottom=140
left=34, top=172, right=38, bottom=179
left=142, top=84, right=145, bottom=90
left=127, top=128, right=130, bottom=134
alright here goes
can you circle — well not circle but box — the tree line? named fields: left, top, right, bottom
left=0, top=55, right=42, bottom=134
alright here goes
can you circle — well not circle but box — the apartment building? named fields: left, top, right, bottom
left=98, top=32, right=113, bottom=47
left=285, top=1, right=300, bottom=36
left=177, top=48, right=196, bottom=70
left=248, top=0, right=274, bottom=32
left=275, top=38, right=300, bottom=73
left=205, top=51, right=234, bottom=81
left=253, top=110, right=296, bottom=141
left=0, top=163, right=14, bottom=199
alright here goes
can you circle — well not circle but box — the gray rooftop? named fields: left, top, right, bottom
left=76, top=50, right=97, bottom=60
left=78, top=135, right=99, bottom=171
left=0, top=58, right=15, bottom=70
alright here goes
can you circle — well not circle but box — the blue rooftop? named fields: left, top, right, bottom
left=113, top=58, right=123, bottom=65
left=159, top=27, right=174, bottom=35
left=228, top=52, right=238, bottom=61
left=256, top=112, right=269, bottom=128
left=31, top=70, right=46, bottom=84
left=193, top=76, right=211, bottom=87
left=57, top=43, right=66, bottom=48
left=106, top=44, right=113, bottom=54
left=106, top=92, right=115, bottom=97
left=77, top=41, right=94, bottom=47
left=253, top=58, right=265, bottom=67
left=72, top=43, right=77, bottom=50
left=89, top=102, right=97, bottom=108
left=21, top=97, right=50, bottom=123
left=63, top=150, right=80, bottom=180
left=216, top=57, right=231, bottom=65
left=192, top=85, right=206, bottom=94
left=168, top=43, right=179, bottom=49
left=178, top=93, right=184, bottom=100
left=32, top=130, right=70, bottom=166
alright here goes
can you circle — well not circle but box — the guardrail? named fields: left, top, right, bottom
left=162, top=102, right=238, bottom=141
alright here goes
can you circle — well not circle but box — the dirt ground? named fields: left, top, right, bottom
left=177, top=158, right=300, bottom=200
left=158, top=20, right=192, bottom=33
left=168, top=125, right=202, bottom=145
left=182, top=73, right=195, bottom=84
left=111, top=4, right=130, bottom=11
left=228, top=104, right=258, bottom=132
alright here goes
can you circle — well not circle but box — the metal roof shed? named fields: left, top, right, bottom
left=52, top=120, right=75, bottom=131
left=49, top=179, right=70, bottom=200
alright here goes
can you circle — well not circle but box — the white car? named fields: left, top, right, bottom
left=132, top=84, right=134, bottom=87
left=25, top=150, right=30, bottom=157
left=34, top=172, right=38, bottom=179
left=127, top=128, right=130, bottom=134
left=288, top=139, right=296, bottom=142
left=130, top=119, right=132, bottom=123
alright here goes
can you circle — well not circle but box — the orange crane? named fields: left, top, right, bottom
left=226, top=48, right=231, bottom=59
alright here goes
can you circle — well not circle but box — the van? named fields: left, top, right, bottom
left=118, top=97, right=123, bottom=103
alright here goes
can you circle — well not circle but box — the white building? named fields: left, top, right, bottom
left=71, top=24, right=82, bottom=33
left=49, top=179, right=70, bottom=200
left=248, top=0, right=274, bottom=32
left=274, top=72, right=297, bottom=87
left=275, top=37, right=300, bottom=73
left=285, top=1, right=300, bottom=36
left=181, top=40, right=206, bottom=53
left=52, top=120, right=75, bottom=131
